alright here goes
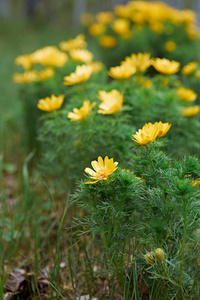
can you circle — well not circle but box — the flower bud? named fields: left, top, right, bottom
left=155, top=248, right=165, bottom=262
left=145, top=251, right=155, bottom=265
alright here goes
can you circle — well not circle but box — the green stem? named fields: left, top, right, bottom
left=95, top=215, right=130, bottom=299
left=180, top=204, right=187, bottom=293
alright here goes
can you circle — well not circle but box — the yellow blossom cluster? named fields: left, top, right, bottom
left=14, top=34, right=102, bottom=84
left=13, top=67, right=55, bottom=84
left=108, top=52, right=153, bottom=79
left=133, top=122, right=171, bottom=145
left=81, top=0, right=199, bottom=48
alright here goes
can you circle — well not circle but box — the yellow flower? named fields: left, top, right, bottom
left=181, top=106, right=200, bottom=117
left=32, top=46, right=68, bottom=67
left=97, top=89, right=124, bottom=114
left=176, top=87, right=197, bottom=102
left=125, top=53, right=152, bottom=72
left=59, top=34, right=87, bottom=52
left=165, top=41, right=177, bottom=52
left=99, top=35, right=117, bottom=49
left=194, top=70, right=200, bottom=78
left=111, top=18, right=131, bottom=36
left=192, top=179, right=200, bottom=187
left=88, top=61, right=104, bottom=74
left=96, top=11, right=114, bottom=24
left=63, top=65, right=93, bottom=85
left=155, top=121, right=171, bottom=137
left=186, top=24, right=199, bottom=40
left=85, top=156, right=118, bottom=184
left=67, top=100, right=96, bottom=121
left=155, top=248, right=165, bottom=263
left=37, top=94, right=64, bottom=112
left=145, top=252, right=155, bottom=265
left=152, top=58, right=180, bottom=75
left=181, top=61, right=198, bottom=75
left=89, top=23, right=106, bottom=36
left=69, top=49, right=94, bottom=63
left=114, top=5, right=131, bottom=18
left=15, top=54, right=34, bottom=70
left=13, top=70, right=38, bottom=84
left=108, top=62, right=136, bottom=79
left=132, top=122, right=171, bottom=145
left=38, top=67, right=55, bottom=81
left=181, top=9, right=196, bottom=25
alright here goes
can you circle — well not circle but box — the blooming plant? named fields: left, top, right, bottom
left=73, top=132, right=200, bottom=298
left=85, top=156, right=118, bottom=184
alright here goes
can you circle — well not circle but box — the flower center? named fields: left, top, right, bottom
left=97, top=168, right=109, bottom=179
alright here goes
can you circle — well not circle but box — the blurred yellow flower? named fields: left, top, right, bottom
left=181, top=61, right=198, bottom=75
left=97, top=89, right=124, bottom=114
left=99, top=35, right=117, bottom=49
left=176, top=87, right=197, bottom=102
left=165, top=41, right=177, bottom=52
left=186, top=24, right=198, bottom=40
left=63, top=65, right=93, bottom=85
left=13, top=70, right=38, bottom=84
left=15, top=54, right=34, bottom=70
left=181, top=106, right=200, bottom=117
left=152, top=58, right=180, bottom=75
left=194, top=70, right=200, bottom=78
left=59, top=34, right=87, bottom=52
left=125, top=52, right=152, bottom=72
left=67, top=100, right=96, bottom=121
left=108, top=62, right=136, bottom=79
left=133, top=121, right=171, bottom=145
left=96, top=11, right=114, bottom=24
left=89, top=23, right=106, bottom=36
left=69, top=49, right=94, bottom=63
left=111, top=18, right=131, bottom=35
left=39, top=67, right=55, bottom=81
left=37, top=94, right=64, bottom=112
left=32, top=46, right=68, bottom=67
left=181, top=9, right=196, bottom=24
left=114, top=5, right=131, bottom=18
left=191, top=179, right=200, bottom=187
left=85, top=156, right=118, bottom=184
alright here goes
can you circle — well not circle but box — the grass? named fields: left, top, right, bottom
left=0, top=17, right=93, bottom=299
left=0, top=18, right=121, bottom=299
